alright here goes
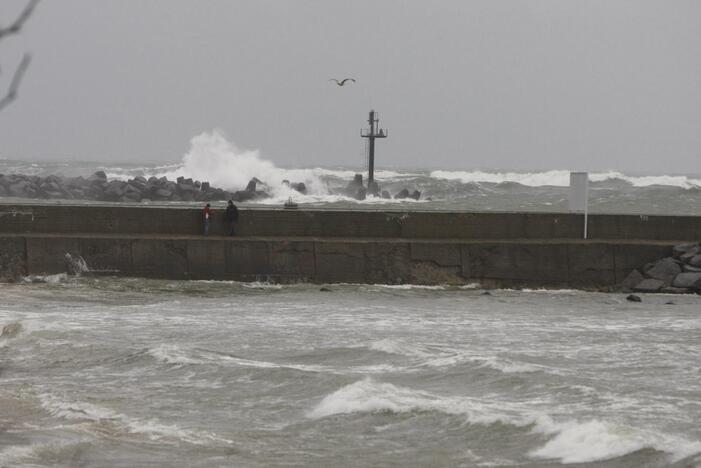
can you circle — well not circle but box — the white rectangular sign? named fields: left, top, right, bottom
left=569, top=172, right=589, bottom=213
left=569, top=172, right=589, bottom=239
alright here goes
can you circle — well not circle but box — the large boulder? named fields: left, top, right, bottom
left=672, top=243, right=700, bottom=259
left=643, top=258, right=681, bottom=284
left=154, top=188, right=173, bottom=199
left=8, top=181, right=30, bottom=196
left=89, top=171, right=107, bottom=182
left=621, top=269, right=644, bottom=292
left=103, top=181, right=126, bottom=200
left=672, top=272, right=701, bottom=290
left=394, top=188, right=410, bottom=199
left=633, top=278, right=665, bottom=293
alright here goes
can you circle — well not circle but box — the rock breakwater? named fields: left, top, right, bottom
left=0, top=172, right=307, bottom=203
left=623, top=242, right=701, bottom=294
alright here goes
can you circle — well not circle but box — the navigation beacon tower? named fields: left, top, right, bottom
left=360, top=110, right=387, bottom=195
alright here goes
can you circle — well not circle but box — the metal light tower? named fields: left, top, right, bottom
left=360, top=110, right=387, bottom=193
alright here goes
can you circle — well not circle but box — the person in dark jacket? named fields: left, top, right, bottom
left=203, top=203, right=212, bottom=235
left=225, top=200, right=239, bottom=236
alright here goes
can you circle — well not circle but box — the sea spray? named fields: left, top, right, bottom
left=156, top=130, right=327, bottom=197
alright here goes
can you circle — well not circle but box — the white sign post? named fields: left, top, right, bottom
left=569, top=172, right=589, bottom=239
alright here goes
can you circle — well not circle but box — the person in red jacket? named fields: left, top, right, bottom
left=203, top=203, right=212, bottom=235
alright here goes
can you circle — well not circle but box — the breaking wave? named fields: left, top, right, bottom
left=308, top=379, right=701, bottom=464
left=39, top=393, right=233, bottom=446
left=431, top=169, right=701, bottom=189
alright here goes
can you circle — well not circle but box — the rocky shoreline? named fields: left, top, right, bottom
left=0, top=171, right=422, bottom=203
left=0, top=171, right=288, bottom=203
left=622, top=242, right=701, bottom=294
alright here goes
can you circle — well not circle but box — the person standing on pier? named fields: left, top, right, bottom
left=203, top=203, right=212, bottom=235
left=225, top=200, right=239, bottom=236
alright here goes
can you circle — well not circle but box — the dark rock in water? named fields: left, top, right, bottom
left=633, top=278, right=665, bottom=293
left=342, top=174, right=365, bottom=199
left=319, top=287, right=332, bottom=292
left=665, top=301, right=675, bottom=305
left=381, top=190, right=391, bottom=199
left=672, top=272, right=701, bottom=290
left=394, top=188, right=410, bottom=199
left=481, top=290, right=492, bottom=296
left=292, top=182, right=306, bottom=194
left=89, top=171, right=107, bottom=182
left=626, top=294, right=642, bottom=302
left=410, top=190, right=421, bottom=200
left=621, top=269, right=644, bottom=292
left=644, top=258, right=681, bottom=284
left=246, top=178, right=262, bottom=192
left=672, top=243, right=699, bottom=259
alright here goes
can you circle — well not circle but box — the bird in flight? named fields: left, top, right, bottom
left=329, top=78, right=356, bottom=86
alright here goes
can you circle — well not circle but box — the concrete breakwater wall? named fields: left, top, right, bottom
left=0, top=203, right=698, bottom=287
left=1, top=203, right=701, bottom=240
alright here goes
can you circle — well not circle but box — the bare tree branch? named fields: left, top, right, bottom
left=0, top=0, right=40, bottom=41
left=0, top=54, right=31, bottom=111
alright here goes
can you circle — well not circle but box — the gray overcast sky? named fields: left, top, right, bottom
left=1, top=0, right=700, bottom=172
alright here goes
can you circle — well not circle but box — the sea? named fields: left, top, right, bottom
left=1, top=130, right=700, bottom=214
left=1, top=132, right=701, bottom=467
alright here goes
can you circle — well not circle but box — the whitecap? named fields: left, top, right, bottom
left=430, top=169, right=701, bottom=189
left=148, top=344, right=204, bottom=366
left=39, top=393, right=233, bottom=446
left=530, top=419, right=701, bottom=464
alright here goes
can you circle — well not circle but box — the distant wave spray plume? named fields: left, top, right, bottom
left=157, top=130, right=328, bottom=201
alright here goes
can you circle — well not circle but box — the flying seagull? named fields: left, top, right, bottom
left=329, top=78, right=356, bottom=86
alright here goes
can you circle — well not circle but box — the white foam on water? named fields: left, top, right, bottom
left=306, top=378, right=534, bottom=426
left=240, top=281, right=284, bottom=290
left=369, top=340, right=546, bottom=374
left=21, top=273, right=69, bottom=284
left=148, top=344, right=204, bottom=366
left=0, top=444, right=40, bottom=465
left=370, top=284, right=447, bottom=291
left=530, top=419, right=701, bottom=464
left=309, top=380, right=701, bottom=464
left=430, top=169, right=701, bottom=189
left=103, top=130, right=429, bottom=205
left=476, top=357, right=544, bottom=374
left=39, top=393, right=232, bottom=446
left=368, top=339, right=437, bottom=358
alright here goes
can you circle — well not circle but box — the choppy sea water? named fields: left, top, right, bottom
left=2, top=129, right=701, bottom=214
left=1, top=277, right=700, bottom=467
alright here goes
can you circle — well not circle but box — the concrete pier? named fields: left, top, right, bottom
left=1, top=203, right=698, bottom=287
